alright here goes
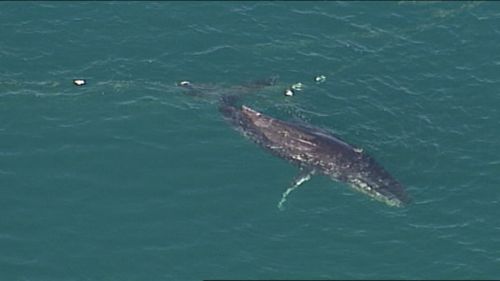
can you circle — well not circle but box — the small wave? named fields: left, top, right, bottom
left=191, top=45, right=235, bottom=56
left=117, top=95, right=159, bottom=106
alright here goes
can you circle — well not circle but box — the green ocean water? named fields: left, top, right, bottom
left=1, top=1, right=500, bottom=280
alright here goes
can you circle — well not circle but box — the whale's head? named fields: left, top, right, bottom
left=241, top=105, right=266, bottom=123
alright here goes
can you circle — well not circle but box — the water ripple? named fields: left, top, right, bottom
left=190, top=45, right=236, bottom=56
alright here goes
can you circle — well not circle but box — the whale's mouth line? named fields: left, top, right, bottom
left=346, top=178, right=408, bottom=207
left=354, top=187, right=402, bottom=207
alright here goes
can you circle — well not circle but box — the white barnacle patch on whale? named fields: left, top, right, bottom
left=292, top=154, right=306, bottom=161
left=297, top=138, right=316, bottom=146
left=351, top=178, right=368, bottom=189
left=353, top=147, right=364, bottom=153
left=269, top=145, right=283, bottom=150
left=242, top=105, right=261, bottom=116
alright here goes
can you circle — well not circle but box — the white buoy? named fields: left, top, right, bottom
left=291, top=82, right=304, bottom=91
left=73, top=79, right=86, bottom=86
left=284, top=88, right=294, bottom=97
left=315, top=75, right=326, bottom=83
left=178, top=80, right=191, bottom=87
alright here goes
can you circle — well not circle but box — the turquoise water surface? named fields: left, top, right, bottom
left=1, top=2, right=500, bottom=280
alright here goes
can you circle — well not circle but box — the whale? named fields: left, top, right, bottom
left=219, top=95, right=410, bottom=208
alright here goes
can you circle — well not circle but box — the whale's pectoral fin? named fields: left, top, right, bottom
left=278, top=168, right=315, bottom=210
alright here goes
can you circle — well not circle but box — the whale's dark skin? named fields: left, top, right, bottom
left=219, top=95, right=410, bottom=207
